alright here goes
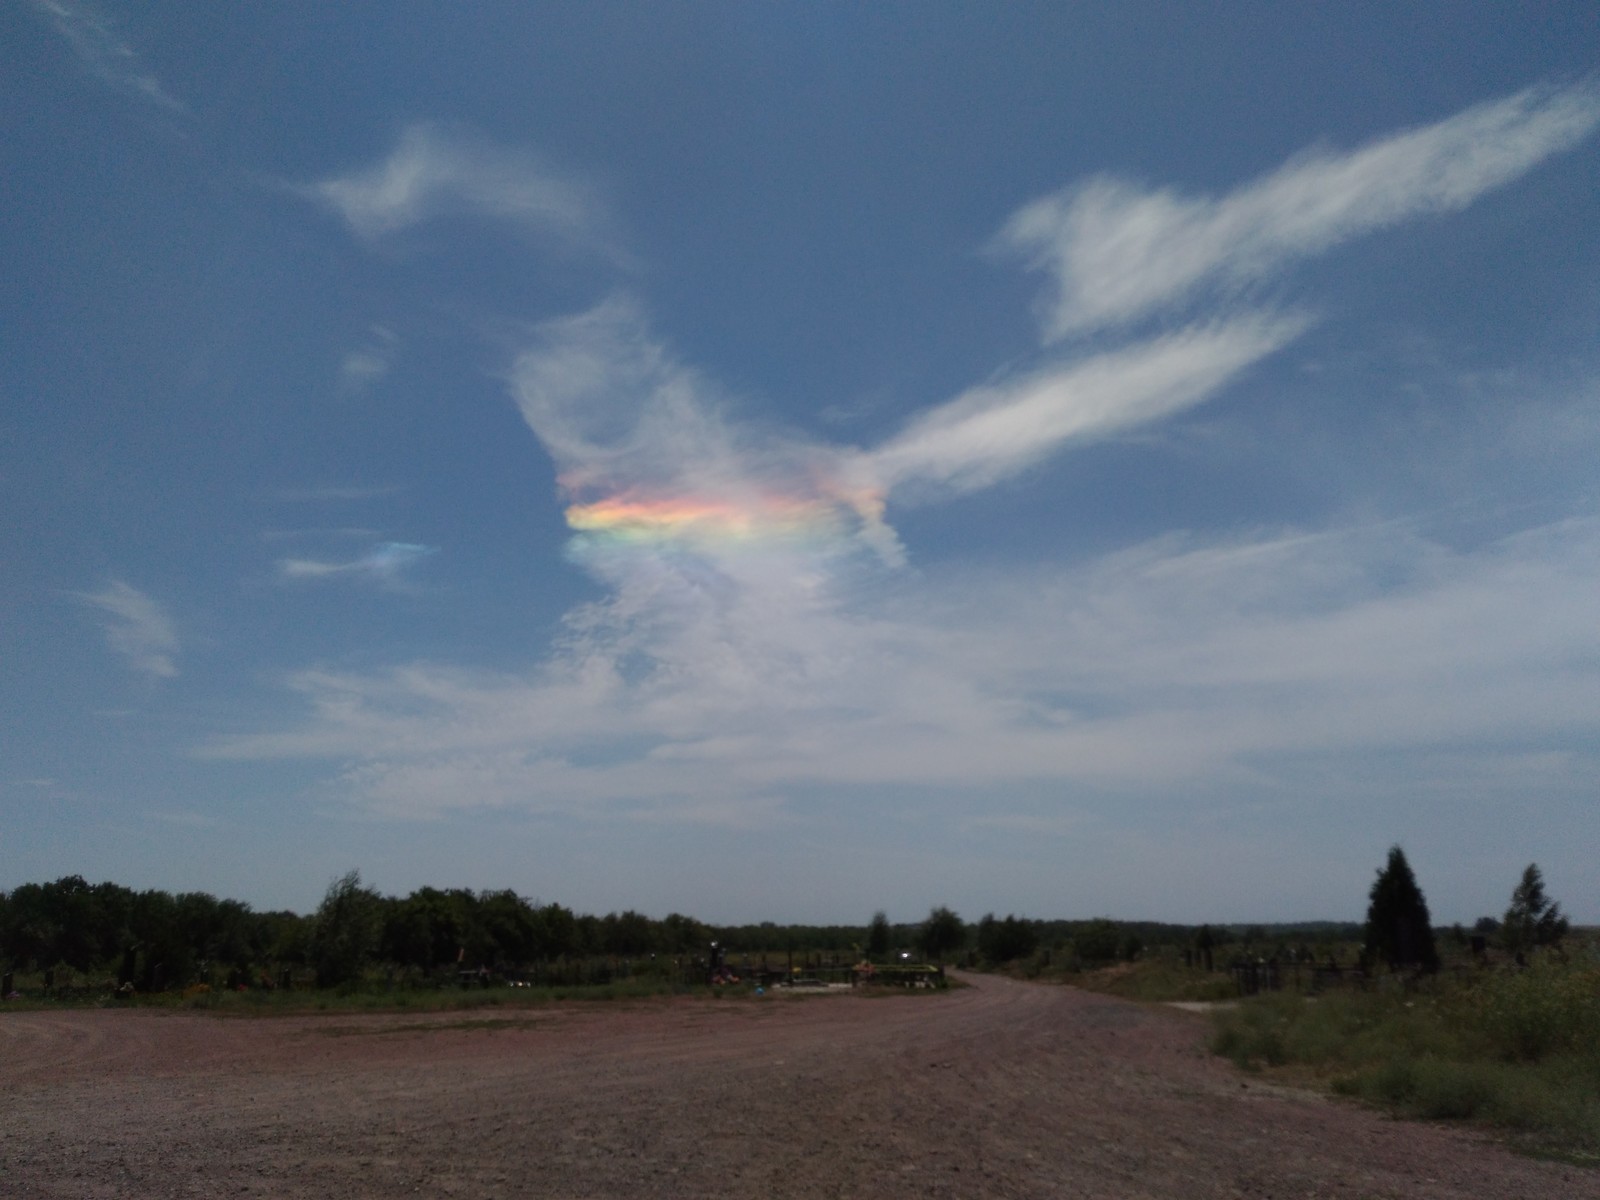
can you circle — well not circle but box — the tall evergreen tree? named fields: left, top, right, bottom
left=1364, top=846, right=1439, bottom=971
left=1502, top=863, right=1568, bottom=953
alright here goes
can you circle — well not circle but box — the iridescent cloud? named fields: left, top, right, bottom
left=279, top=542, right=436, bottom=581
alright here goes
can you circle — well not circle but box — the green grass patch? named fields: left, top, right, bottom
left=1211, top=961, right=1600, bottom=1160
left=1074, top=960, right=1241, bottom=1003
left=1007, top=954, right=1240, bottom=1003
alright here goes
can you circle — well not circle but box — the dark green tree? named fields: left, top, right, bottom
left=1073, top=918, right=1121, bottom=965
left=538, top=903, right=581, bottom=959
left=381, top=887, right=459, bottom=972
left=600, top=910, right=659, bottom=957
left=916, top=906, right=965, bottom=963
left=1502, top=863, right=1568, bottom=953
left=1363, top=846, right=1439, bottom=971
left=976, top=914, right=1038, bottom=964
left=866, top=911, right=891, bottom=960
left=659, top=912, right=708, bottom=955
left=479, top=890, right=541, bottom=965
left=310, top=870, right=382, bottom=988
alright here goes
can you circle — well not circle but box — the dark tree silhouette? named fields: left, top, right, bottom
left=976, top=913, right=1038, bottom=964
left=1363, top=846, right=1439, bottom=971
left=1195, top=924, right=1216, bottom=972
left=866, top=911, right=891, bottom=960
left=916, top=906, right=965, bottom=964
left=1502, top=863, right=1568, bottom=953
left=310, top=870, right=382, bottom=988
left=1073, top=918, right=1121, bottom=965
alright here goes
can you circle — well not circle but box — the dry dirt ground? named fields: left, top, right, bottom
left=1, top=972, right=1593, bottom=1198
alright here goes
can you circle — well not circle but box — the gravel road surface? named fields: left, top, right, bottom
left=2, top=972, right=1592, bottom=1198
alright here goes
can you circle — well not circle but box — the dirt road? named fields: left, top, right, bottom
left=1, top=973, right=1591, bottom=1198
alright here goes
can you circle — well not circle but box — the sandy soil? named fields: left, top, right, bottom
left=1, top=972, right=1592, bottom=1198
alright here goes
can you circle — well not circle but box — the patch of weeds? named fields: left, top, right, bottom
left=1210, top=992, right=1299, bottom=1069
left=1079, top=960, right=1239, bottom=1004
left=1214, top=963, right=1600, bottom=1162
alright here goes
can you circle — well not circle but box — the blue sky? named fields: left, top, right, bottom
left=4, top=3, right=1598, bottom=925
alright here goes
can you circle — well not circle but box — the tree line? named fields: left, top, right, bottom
left=0, top=873, right=967, bottom=991
left=0, top=872, right=723, bottom=991
left=3, top=851, right=1566, bottom=990
left=917, top=852, right=1569, bottom=974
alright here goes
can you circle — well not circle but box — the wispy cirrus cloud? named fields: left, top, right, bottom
left=859, top=313, right=1308, bottom=497
left=999, top=79, right=1600, bottom=338
left=303, top=123, right=611, bottom=249
left=339, top=325, right=398, bottom=393
left=202, top=514, right=1600, bottom=824
left=279, top=542, right=437, bottom=583
left=208, top=84, right=1600, bottom=832
left=29, top=0, right=183, bottom=112
left=509, top=297, right=890, bottom=562
left=76, top=580, right=179, bottom=679
left=508, top=300, right=1306, bottom=566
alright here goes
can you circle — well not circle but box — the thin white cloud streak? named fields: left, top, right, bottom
left=1000, top=80, right=1600, bottom=337
left=29, top=0, right=184, bottom=111
left=76, top=580, right=179, bottom=679
left=339, top=326, right=397, bottom=392
left=861, top=313, right=1308, bottom=495
left=304, top=123, right=607, bottom=246
left=279, top=542, right=436, bottom=582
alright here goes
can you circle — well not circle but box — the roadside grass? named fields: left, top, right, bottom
left=1001, top=947, right=1600, bottom=1161
left=1210, top=960, right=1600, bottom=1161
left=1070, top=960, right=1240, bottom=1004
left=998, top=953, right=1241, bottom=1003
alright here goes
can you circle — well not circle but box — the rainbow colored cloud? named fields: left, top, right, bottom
left=559, top=478, right=897, bottom=564
left=565, top=488, right=838, bottom=547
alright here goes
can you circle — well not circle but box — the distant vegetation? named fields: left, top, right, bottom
left=0, top=872, right=953, bottom=999
left=0, top=873, right=1368, bottom=1001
